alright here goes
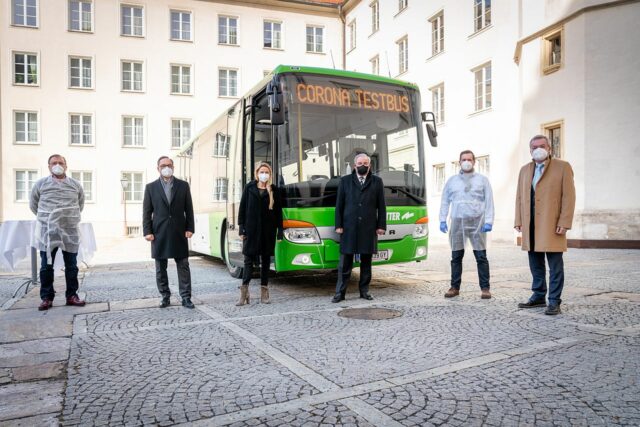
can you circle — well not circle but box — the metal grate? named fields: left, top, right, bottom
left=338, top=307, right=403, bottom=320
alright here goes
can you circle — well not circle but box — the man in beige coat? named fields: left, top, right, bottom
left=514, top=135, right=575, bottom=315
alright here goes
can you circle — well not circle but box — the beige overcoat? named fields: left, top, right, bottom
left=514, top=158, right=576, bottom=252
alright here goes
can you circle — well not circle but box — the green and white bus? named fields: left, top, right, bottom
left=177, top=65, right=438, bottom=277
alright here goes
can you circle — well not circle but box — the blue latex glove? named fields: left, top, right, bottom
left=440, top=221, right=448, bottom=233
left=482, top=223, right=493, bottom=232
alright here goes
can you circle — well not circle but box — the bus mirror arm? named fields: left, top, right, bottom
left=267, top=78, right=285, bottom=126
left=421, top=111, right=438, bottom=147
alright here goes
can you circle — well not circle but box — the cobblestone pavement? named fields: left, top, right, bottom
left=1, top=243, right=639, bottom=426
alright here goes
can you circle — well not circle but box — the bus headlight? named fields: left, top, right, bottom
left=413, top=224, right=427, bottom=238
left=284, top=228, right=321, bottom=244
left=415, top=246, right=427, bottom=257
left=292, top=253, right=314, bottom=265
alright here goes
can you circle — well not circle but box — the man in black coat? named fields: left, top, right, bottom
left=332, top=153, right=386, bottom=303
left=143, top=156, right=195, bottom=309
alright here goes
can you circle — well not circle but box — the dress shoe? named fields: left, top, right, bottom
left=331, top=294, right=345, bottom=303
left=517, top=300, right=546, bottom=308
left=481, top=289, right=492, bottom=299
left=38, top=299, right=53, bottom=311
left=66, top=295, right=86, bottom=307
left=182, top=298, right=195, bottom=309
left=360, top=293, right=373, bottom=300
left=160, top=297, right=170, bottom=308
left=544, top=304, right=561, bottom=315
left=444, top=288, right=460, bottom=298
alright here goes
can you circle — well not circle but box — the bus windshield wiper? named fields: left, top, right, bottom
left=386, top=186, right=425, bottom=204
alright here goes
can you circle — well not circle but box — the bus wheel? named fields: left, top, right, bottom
left=223, top=229, right=243, bottom=279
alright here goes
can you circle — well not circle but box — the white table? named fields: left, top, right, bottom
left=0, top=220, right=97, bottom=278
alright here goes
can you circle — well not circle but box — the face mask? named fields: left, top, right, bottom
left=356, top=165, right=369, bottom=175
left=160, top=167, right=173, bottom=178
left=258, top=173, right=270, bottom=183
left=460, top=161, right=473, bottom=172
left=532, top=147, right=549, bottom=162
left=51, top=165, right=64, bottom=176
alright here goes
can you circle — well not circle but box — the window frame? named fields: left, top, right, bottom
left=213, top=132, right=230, bottom=158
left=542, top=120, right=564, bottom=159
left=370, top=54, right=380, bottom=75
left=218, top=68, right=239, bottom=98
left=121, top=115, right=145, bottom=148
left=475, top=155, right=490, bottom=176
left=68, top=0, right=93, bottom=33
left=171, top=118, right=192, bottom=150
left=429, top=11, right=444, bottom=57
left=218, top=14, right=239, bottom=46
left=305, top=25, right=324, bottom=54
left=542, top=27, right=564, bottom=75
left=263, top=19, right=283, bottom=50
left=347, top=19, right=356, bottom=52
left=472, top=61, right=492, bottom=113
left=70, top=170, right=95, bottom=202
left=213, top=177, right=229, bottom=202
left=121, top=59, right=145, bottom=92
left=12, top=51, right=39, bottom=86
left=473, top=0, right=492, bottom=33
left=120, top=3, right=145, bottom=38
left=13, top=110, right=39, bottom=145
left=14, top=169, right=39, bottom=202
left=432, top=163, right=445, bottom=195
left=121, top=171, right=144, bottom=202
left=397, top=36, right=408, bottom=76
left=11, top=0, right=39, bottom=28
left=170, top=9, right=193, bottom=42
left=429, top=83, right=445, bottom=125
left=69, top=112, right=94, bottom=146
left=370, top=1, right=379, bottom=34
left=398, top=0, right=408, bottom=14
left=68, top=55, right=94, bottom=89
left=170, top=63, right=193, bottom=95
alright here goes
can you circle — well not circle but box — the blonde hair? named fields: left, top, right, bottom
left=254, top=162, right=274, bottom=209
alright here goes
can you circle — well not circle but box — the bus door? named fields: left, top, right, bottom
left=225, top=100, right=245, bottom=271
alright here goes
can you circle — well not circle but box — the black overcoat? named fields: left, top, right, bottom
left=142, top=177, right=195, bottom=259
left=335, top=171, right=387, bottom=254
left=238, top=181, right=283, bottom=256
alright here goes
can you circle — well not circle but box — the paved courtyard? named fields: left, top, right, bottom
left=0, top=243, right=639, bottom=426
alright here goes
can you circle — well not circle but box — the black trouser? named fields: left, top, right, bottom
left=242, top=254, right=271, bottom=286
left=450, top=249, right=490, bottom=290
left=155, top=258, right=191, bottom=299
left=39, top=248, right=79, bottom=300
left=335, top=253, right=372, bottom=296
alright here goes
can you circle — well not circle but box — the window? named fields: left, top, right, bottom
left=12, top=0, right=37, bottom=27
left=398, top=0, right=408, bottom=12
left=476, top=155, right=490, bottom=175
left=69, top=56, right=92, bottom=89
left=473, top=62, right=491, bottom=111
left=474, top=0, right=491, bottom=32
left=15, top=170, right=38, bottom=201
left=451, top=161, right=461, bottom=176
left=71, top=171, right=93, bottom=201
left=121, top=172, right=143, bottom=201
left=263, top=70, right=271, bottom=77
left=543, top=121, right=563, bottom=158
left=218, top=15, right=238, bottom=45
left=542, top=28, right=563, bottom=74
left=170, top=10, right=191, bottom=41
left=69, top=113, right=92, bottom=145
left=433, top=164, right=445, bottom=193
left=69, top=0, right=92, bottom=32
left=122, top=61, right=143, bottom=92
left=397, top=36, right=408, bottom=75
left=263, top=20, right=282, bottom=49
left=370, top=1, right=379, bottom=33
left=121, top=4, right=144, bottom=37
left=218, top=68, right=237, bottom=97
left=122, top=116, right=144, bottom=147
left=13, top=52, right=38, bottom=85
left=213, top=177, right=228, bottom=201
left=348, top=20, right=356, bottom=51
left=171, top=119, right=191, bottom=149
left=370, top=55, right=379, bottom=75
left=214, top=132, right=229, bottom=157
left=306, top=25, right=323, bottom=53
left=171, top=65, right=191, bottom=94
left=430, top=12, right=444, bottom=56
left=14, top=111, right=38, bottom=144
left=430, top=83, right=444, bottom=124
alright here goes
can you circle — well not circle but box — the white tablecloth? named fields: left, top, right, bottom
left=0, top=220, right=97, bottom=271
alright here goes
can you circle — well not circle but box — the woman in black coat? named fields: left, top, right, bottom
left=237, top=162, right=283, bottom=305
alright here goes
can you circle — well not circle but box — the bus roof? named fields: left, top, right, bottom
left=178, top=65, right=419, bottom=155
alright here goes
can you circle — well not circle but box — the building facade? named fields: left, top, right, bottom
left=0, top=0, right=342, bottom=239
left=343, top=0, right=640, bottom=245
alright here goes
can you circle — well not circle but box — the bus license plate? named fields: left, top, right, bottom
left=372, top=250, right=391, bottom=262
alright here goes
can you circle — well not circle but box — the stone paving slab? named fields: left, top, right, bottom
left=62, top=322, right=319, bottom=426
left=358, top=335, right=640, bottom=426
left=0, top=380, right=64, bottom=422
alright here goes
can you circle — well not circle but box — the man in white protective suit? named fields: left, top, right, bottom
left=439, top=150, right=494, bottom=299
left=30, top=154, right=85, bottom=311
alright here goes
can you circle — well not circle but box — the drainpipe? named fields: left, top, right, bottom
left=339, top=4, right=346, bottom=70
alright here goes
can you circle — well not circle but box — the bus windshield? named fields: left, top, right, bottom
left=277, top=74, right=425, bottom=208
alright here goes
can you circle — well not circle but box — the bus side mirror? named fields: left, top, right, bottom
left=421, top=111, right=438, bottom=147
left=266, top=79, right=285, bottom=126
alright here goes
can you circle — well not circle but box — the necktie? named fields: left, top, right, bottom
left=532, top=163, right=544, bottom=189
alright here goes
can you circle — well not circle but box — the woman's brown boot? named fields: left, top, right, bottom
left=236, top=284, right=249, bottom=306
left=260, top=286, right=270, bottom=304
